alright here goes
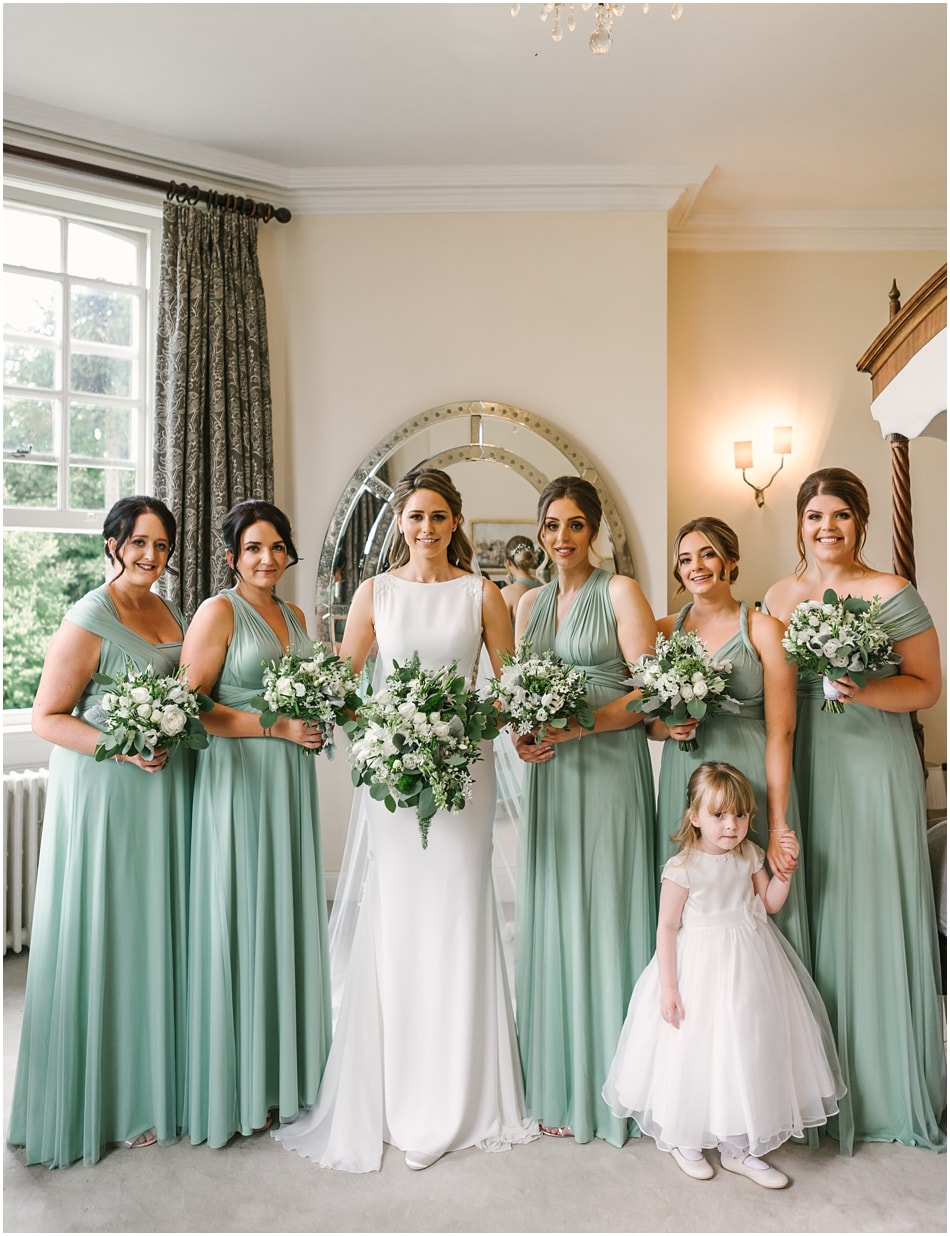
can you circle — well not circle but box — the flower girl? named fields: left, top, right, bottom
left=603, top=762, right=845, bottom=1188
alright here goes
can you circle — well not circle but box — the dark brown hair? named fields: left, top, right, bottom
left=505, top=535, right=539, bottom=574
left=103, top=496, right=177, bottom=579
left=387, top=468, right=474, bottom=572
left=536, top=476, right=602, bottom=540
left=671, top=516, right=740, bottom=593
left=222, top=500, right=299, bottom=576
left=794, top=468, right=870, bottom=574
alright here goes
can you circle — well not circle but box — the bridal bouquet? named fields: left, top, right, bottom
left=782, top=589, right=900, bottom=714
left=626, top=629, right=739, bottom=751
left=487, top=640, right=594, bottom=744
left=251, top=642, right=361, bottom=757
left=348, top=652, right=503, bottom=848
left=88, top=661, right=212, bottom=762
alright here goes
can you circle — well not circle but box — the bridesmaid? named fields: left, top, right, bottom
left=648, top=517, right=811, bottom=965
left=514, top=476, right=657, bottom=1145
left=180, top=499, right=331, bottom=1147
left=8, top=497, right=192, bottom=1166
left=499, top=535, right=542, bottom=626
left=764, top=467, right=945, bottom=1153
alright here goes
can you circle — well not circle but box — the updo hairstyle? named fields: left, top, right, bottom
left=222, top=499, right=300, bottom=576
left=671, top=516, right=740, bottom=594
left=794, top=468, right=871, bottom=574
left=103, top=495, right=177, bottom=578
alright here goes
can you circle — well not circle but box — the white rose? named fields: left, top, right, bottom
left=160, top=706, right=188, bottom=735
left=398, top=701, right=417, bottom=718
left=681, top=683, right=694, bottom=701
left=275, top=675, right=295, bottom=699
left=130, top=686, right=152, bottom=705
left=294, top=682, right=307, bottom=697
left=692, top=679, right=708, bottom=698
left=136, top=702, right=153, bottom=719
left=101, top=692, right=117, bottom=711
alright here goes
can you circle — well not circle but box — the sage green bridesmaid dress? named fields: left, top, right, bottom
left=654, top=601, right=812, bottom=966
left=7, top=586, right=193, bottom=1167
left=516, top=569, right=656, bottom=1146
left=184, top=589, right=331, bottom=1147
left=791, top=584, right=945, bottom=1153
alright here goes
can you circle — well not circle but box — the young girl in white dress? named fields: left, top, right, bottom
left=603, top=762, right=845, bottom=1188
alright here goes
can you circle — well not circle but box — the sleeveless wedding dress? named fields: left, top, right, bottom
left=273, top=573, right=538, bottom=1172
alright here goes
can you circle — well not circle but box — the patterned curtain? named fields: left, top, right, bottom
left=153, top=203, right=274, bottom=621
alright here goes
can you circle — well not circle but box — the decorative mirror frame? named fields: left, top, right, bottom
left=316, top=400, right=635, bottom=644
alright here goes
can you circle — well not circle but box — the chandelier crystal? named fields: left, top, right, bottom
left=512, top=2, right=683, bottom=54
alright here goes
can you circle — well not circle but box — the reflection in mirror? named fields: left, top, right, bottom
left=317, top=401, right=635, bottom=646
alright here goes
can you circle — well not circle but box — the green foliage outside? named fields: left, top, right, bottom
left=3, top=530, right=105, bottom=709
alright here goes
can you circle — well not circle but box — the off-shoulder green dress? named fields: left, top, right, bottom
left=7, top=586, right=193, bottom=1167
left=791, top=584, right=945, bottom=1153
left=654, top=601, right=811, bottom=966
left=183, top=589, right=331, bottom=1147
left=516, top=569, right=656, bottom=1146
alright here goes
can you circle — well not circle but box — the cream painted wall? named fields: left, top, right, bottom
left=668, top=250, right=947, bottom=765
left=259, top=211, right=669, bottom=871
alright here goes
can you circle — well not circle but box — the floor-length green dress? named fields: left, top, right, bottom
left=516, top=569, right=656, bottom=1146
left=791, top=584, right=945, bottom=1153
left=7, top=586, right=193, bottom=1167
left=654, top=601, right=811, bottom=966
left=184, top=589, right=331, bottom=1147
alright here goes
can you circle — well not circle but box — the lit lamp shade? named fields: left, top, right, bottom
left=734, top=440, right=754, bottom=470
left=773, top=426, right=793, bottom=455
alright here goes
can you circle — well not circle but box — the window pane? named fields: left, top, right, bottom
left=68, top=464, right=135, bottom=510
left=3, top=530, right=105, bottom=709
left=69, top=402, right=132, bottom=461
left=69, top=353, right=132, bottom=398
left=3, top=209, right=61, bottom=273
left=67, top=222, right=139, bottom=285
left=70, top=286, right=134, bottom=347
left=4, top=397, right=56, bottom=455
left=3, top=461, right=58, bottom=508
left=4, top=273, right=61, bottom=338
left=4, top=343, right=57, bottom=389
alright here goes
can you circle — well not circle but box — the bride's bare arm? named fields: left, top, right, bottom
left=338, top=578, right=378, bottom=676
left=482, top=579, right=514, bottom=677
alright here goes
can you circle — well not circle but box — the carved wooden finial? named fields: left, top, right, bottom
left=888, top=278, right=902, bottom=319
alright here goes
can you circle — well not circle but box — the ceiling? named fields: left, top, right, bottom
left=3, top=2, right=947, bottom=237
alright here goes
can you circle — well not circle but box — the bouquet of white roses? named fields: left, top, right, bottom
left=782, top=588, right=900, bottom=713
left=487, top=640, right=594, bottom=744
left=348, top=652, right=503, bottom=849
left=626, top=629, right=739, bottom=751
left=251, top=642, right=361, bottom=758
left=87, top=661, right=212, bottom=762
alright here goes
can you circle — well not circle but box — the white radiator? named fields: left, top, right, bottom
left=3, top=769, right=48, bottom=955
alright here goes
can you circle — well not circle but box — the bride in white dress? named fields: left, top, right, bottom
left=273, top=468, right=539, bottom=1172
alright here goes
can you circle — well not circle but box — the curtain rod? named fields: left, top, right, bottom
left=3, top=143, right=292, bottom=223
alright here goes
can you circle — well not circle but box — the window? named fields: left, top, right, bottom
left=3, top=187, right=160, bottom=714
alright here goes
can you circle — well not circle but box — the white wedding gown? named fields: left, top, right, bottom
left=273, top=573, right=539, bottom=1172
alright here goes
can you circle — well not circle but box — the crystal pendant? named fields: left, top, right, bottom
left=589, top=24, right=612, bottom=52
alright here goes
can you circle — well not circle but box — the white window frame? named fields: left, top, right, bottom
left=3, top=176, right=163, bottom=764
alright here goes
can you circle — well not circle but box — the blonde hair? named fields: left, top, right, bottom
left=387, top=467, right=475, bottom=572
left=670, top=761, right=758, bottom=856
left=671, top=516, right=740, bottom=594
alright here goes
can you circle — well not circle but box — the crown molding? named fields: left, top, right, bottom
left=5, top=96, right=946, bottom=249
left=670, top=211, right=947, bottom=253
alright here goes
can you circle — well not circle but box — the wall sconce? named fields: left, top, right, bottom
left=734, top=426, right=792, bottom=507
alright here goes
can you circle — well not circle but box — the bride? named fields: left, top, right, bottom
left=273, top=467, right=539, bottom=1172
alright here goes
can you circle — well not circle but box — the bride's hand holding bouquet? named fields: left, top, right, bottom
left=347, top=652, right=502, bottom=849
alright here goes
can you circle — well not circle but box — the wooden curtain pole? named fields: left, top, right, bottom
left=3, top=142, right=292, bottom=223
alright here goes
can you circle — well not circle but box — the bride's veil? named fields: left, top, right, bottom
left=326, top=559, right=524, bottom=1017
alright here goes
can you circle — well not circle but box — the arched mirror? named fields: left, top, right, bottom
left=316, top=401, right=635, bottom=646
